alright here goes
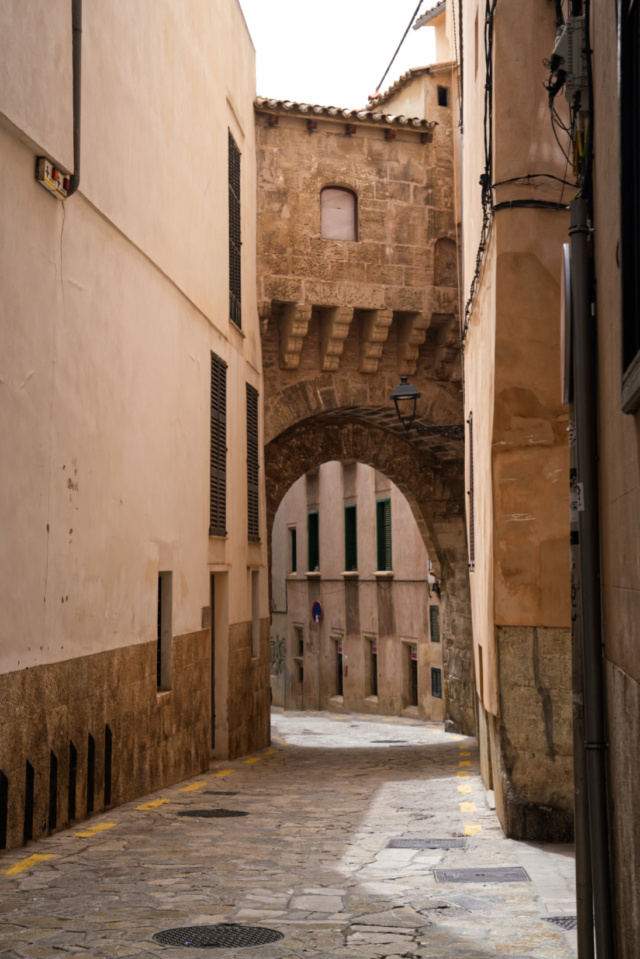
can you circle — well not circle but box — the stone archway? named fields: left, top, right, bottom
left=265, top=415, right=474, bottom=734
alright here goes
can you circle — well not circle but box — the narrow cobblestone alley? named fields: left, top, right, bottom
left=0, top=711, right=576, bottom=959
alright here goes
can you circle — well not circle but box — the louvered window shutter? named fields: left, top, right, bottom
left=209, top=353, right=227, bottom=536
left=344, top=505, right=358, bottom=571
left=308, top=512, right=320, bottom=571
left=429, top=605, right=440, bottom=643
left=228, top=131, right=242, bottom=328
left=467, top=412, right=475, bottom=571
left=246, top=384, right=259, bottom=541
left=376, top=499, right=392, bottom=571
left=431, top=667, right=442, bottom=699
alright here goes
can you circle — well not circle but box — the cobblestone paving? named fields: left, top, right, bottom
left=0, top=710, right=577, bottom=958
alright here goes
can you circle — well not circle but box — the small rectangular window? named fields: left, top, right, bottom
left=210, top=352, right=227, bottom=537
left=437, top=85, right=449, bottom=107
left=229, top=130, right=242, bottom=327
left=344, top=505, right=358, bottom=571
left=376, top=499, right=392, bottom=571
left=247, top=384, right=260, bottom=542
left=431, top=666, right=442, bottom=699
left=364, top=636, right=378, bottom=698
left=157, top=571, right=173, bottom=690
left=290, top=527, right=297, bottom=573
left=308, top=511, right=320, bottom=571
left=251, top=570, right=260, bottom=658
left=429, top=605, right=440, bottom=642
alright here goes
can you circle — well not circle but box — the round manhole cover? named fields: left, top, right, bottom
left=203, top=791, right=239, bottom=796
left=370, top=740, right=408, bottom=744
left=153, top=924, right=284, bottom=948
left=177, top=809, right=248, bottom=818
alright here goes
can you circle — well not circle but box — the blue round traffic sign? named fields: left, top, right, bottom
left=312, top=601, right=323, bottom=624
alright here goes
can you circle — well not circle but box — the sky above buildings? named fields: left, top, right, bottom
left=239, top=0, right=437, bottom=110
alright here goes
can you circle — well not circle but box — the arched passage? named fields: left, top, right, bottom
left=265, top=416, right=475, bottom=734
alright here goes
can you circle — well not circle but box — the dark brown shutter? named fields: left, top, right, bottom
left=229, top=131, right=242, bottom=328
left=467, top=412, right=475, bottom=572
left=247, top=383, right=259, bottom=541
left=210, top=353, right=227, bottom=536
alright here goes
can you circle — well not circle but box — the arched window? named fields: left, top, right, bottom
left=321, top=187, right=357, bottom=241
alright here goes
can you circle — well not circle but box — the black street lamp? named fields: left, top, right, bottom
left=390, top=377, right=465, bottom=440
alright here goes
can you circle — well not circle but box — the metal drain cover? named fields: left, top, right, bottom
left=544, top=916, right=578, bottom=930
left=388, top=838, right=466, bottom=850
left=434, top=867, right=530, bottom=883
left=371, top=740, right=408, bottom=744
left=153, top=924, right=284, bottom=948
left=177, top=809, right=248, bottom=818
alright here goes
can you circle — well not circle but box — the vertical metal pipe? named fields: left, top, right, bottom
left=569, top=197, right=614, bottom=958
left=66, top=0, right=82, bottom=196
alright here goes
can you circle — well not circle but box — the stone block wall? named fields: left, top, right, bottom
left=227, top=618, right=271, bottom=759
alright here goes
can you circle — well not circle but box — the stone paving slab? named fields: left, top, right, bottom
left=0, top=709, right=576, bottom=958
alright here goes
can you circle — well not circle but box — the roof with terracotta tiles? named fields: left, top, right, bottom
left=254, top=97, right=435, bottom=132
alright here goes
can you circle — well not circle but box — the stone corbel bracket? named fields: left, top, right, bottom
left=279, top=302, right=312, bottom=370
left=320, top=307, right=354, bottom=371
left=359, top=309, right=394, bottom=373
left=396, top=311, right=431, bottom=376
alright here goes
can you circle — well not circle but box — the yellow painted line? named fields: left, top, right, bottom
left=244, top=757, right=261, bottom=764
left=264, top=749, right=278, bottom=755
left=457, top=771, right=469, bottom=778
left=74, top=822, right=116, bottom=837
left=212, top=770, right=233, bottom=777
left=460, top=801, right=476, bottom=812
left=2, top=854, right=53, bottom=876
left=180, top=781, right=207, bottom=792
left=459, top=760, right=471, bottom=767
left=465, top=823, right=483, bottom=836
left=458, top=784, right=472, bottom=794
left=459, top=748, right=471, bottom=754
left=137, top=799, right=168, bottom=810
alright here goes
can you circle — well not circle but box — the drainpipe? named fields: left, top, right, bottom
left=66, top=0, right=82, bottom=196
left=569, top=196, right=614, bottom=959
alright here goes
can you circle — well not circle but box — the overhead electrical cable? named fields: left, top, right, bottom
left=372, top=0, right=425, bottom=99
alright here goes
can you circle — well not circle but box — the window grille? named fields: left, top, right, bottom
left=209, top=353, right=227, bottom=536
left=344, top=505, right=358, bottom=571
left=431, top=667, right=443, bottom=699
left=376, top=499, right=392, bottom=571
left=228, top=131, right=242, bottom=327
left=467, top=412, right=475, bottom=571
left=308, top=511, right=320, bottom=570
left=246, top=384, right=260, bottom=541
left=429, top=605, right=440, bottom=642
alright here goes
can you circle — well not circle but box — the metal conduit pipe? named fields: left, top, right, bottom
left=569, top=196, right=614, bottom=959
left=66, top=0, right=82, bottom=197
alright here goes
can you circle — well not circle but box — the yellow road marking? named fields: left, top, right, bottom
left=459, top=760, right=471, bottom=766
left=137, top=799, right=168, bottom=810
left=180, top=781, right=207, bottom=792
left=264, top=749, right=278, bottom=755
left=460, top=801, right=476, bottom=812
left=457, top=771, right=469, bottom=778
left=459, top=749, right=471, bottom=755
left=2, top=854, right=53, bottom=875
left=74, top=822, right=116, bottom=837
left=244, top=758, right=260, bottom=764
left=458, top=783, right=472, bottom=793
left=212, top=770, right=233, bottom=777
left=465, top=823, right=483, bottom=836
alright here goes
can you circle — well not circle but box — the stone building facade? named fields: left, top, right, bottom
left=270, top=461, right=444, bottom=720
left=0, top=0, right=269, bottom=854
left=255, top=85, right=475, bottom=734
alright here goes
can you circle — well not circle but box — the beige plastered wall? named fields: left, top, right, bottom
left=0, top=0, right=269, bottom=851
left=270, top=462, right=444, bottom=720
left=591, top=5, right=640, bottom=955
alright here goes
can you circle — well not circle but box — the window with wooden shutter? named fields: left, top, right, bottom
left=229, top=130, right=242, bottom=328
left=376, top=498, right=392, bottom=571
left=429, top=605, right=440, bottom=643
left=289, top=527, right=297, bottom=573
left=209, top=352, right=227, bottom=536
left=246, top=384, right=259, bottom=542
left=467, top=412, right=475, bottom=571
left=308, top=511, right=319, bottom=571
left=344, top=505, right=357, bottom=571
left=431, top=667, right=442, bottom=699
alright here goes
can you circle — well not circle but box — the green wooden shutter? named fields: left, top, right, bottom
left=376, top=499, right=392, bottom=571
left=209, top=352, right=227, bottom=536
left=228, top=130, right=242, bottom=328
left=431, top=667, right=442, bottom=699
left=344, top=505, right=358, bottom=571
left=429, top=605, right=440, bottom=642
left=246, top=384, right=259, bottom=542
left=308, top=511, right=319, bottom=570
